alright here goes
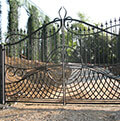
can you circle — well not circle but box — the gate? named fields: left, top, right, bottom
left=1, top=7, right=120, bottom=104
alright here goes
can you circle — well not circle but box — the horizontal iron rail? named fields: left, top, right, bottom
left=65, top=18, right=119, bottom=36
left=4, top=19, right=62, bottom=46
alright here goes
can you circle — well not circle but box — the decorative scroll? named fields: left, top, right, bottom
left=5, top=64, right=120, bottom=101
left=4, top=7, right=120, bottom=103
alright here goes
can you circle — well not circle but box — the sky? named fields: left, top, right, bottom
left=1, top=0, right=120, bottom=40
left=30, top=0, right=120, bottom=23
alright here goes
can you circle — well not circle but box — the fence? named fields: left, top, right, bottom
left=1, top=7, right=120, bottom=104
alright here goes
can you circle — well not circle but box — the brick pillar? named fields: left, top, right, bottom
left=0, top=44, right=5, bottom=104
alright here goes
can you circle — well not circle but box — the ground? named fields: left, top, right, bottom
left=0, top=103, right=120, bottom=121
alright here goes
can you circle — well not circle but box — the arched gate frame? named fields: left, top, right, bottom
left=2, top=7, right=120, bottom=104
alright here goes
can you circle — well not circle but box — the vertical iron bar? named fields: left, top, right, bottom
left=117, top=32, right=120, bottom=63
left=89, top=36, right=92, bottom=64
left=0, top=44, right=5, bottom=104
left=92, top=28, right=95, bottom=64
left=0, top=1, right=1, bottom=44
left=88, top=28, right=91, bottom=64
left=0, top=44, right=2, bottom=104
left=38, top=32, right=40, bottom=61
left=42, top=23, right=45, bottom=62
left=43, top=22, right=47, bottom=62
left=96, top=28, right=100, bottom=65
left=101, top=24, right=105, bottom=64
left=84, top=30, right=87, bottom=64
left=50, top=30, right=52, bottom=56
left=110, top=21, right=113, bottom=64
left=105, top=22, right=109, bottom=65
left=62, top=19, right=66, bottom=105
left=2, top=45, right=5, bottom=104
left=113, top=19, right=117, bottom=64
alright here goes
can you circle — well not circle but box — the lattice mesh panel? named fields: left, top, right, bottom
left=5, top=64, right=120, bottom=102
left=5, top=65, right=64, bottom=102
left=65, top=67, right=120, bottom=100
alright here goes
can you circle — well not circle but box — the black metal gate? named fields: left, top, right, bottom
left=2, top=7, right=120, bottom=104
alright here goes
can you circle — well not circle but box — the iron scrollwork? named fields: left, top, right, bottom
left=4, top=7, right=120, bottom=103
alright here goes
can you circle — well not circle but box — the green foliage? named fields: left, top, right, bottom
left=7, top=0, right=20, bottom=57
left=77, top=12, right=89, bottom=22
left=7, top=0, right=20, bottom=34
left=26, top=5, right=40, bottom=60
left=63, top=12, right=119, bottom=65
left=27, top=5, right=40, bottom=31
left=6, top=3, right=119, bottom=65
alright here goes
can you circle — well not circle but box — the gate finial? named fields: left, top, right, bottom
left=58, top=7, right=67, bottom=19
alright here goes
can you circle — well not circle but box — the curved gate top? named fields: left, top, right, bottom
left=2, top=7, right=120, bottom=104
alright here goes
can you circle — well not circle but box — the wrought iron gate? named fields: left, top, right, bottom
left=2, top=7, right=120, bottom=104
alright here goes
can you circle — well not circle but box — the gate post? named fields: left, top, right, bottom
left=0, top=44, right=5, bottom=104
left=62, top=18, right=66, bottom=105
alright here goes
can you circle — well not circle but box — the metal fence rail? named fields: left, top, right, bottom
left=1, top=7, right=120, bottom=104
